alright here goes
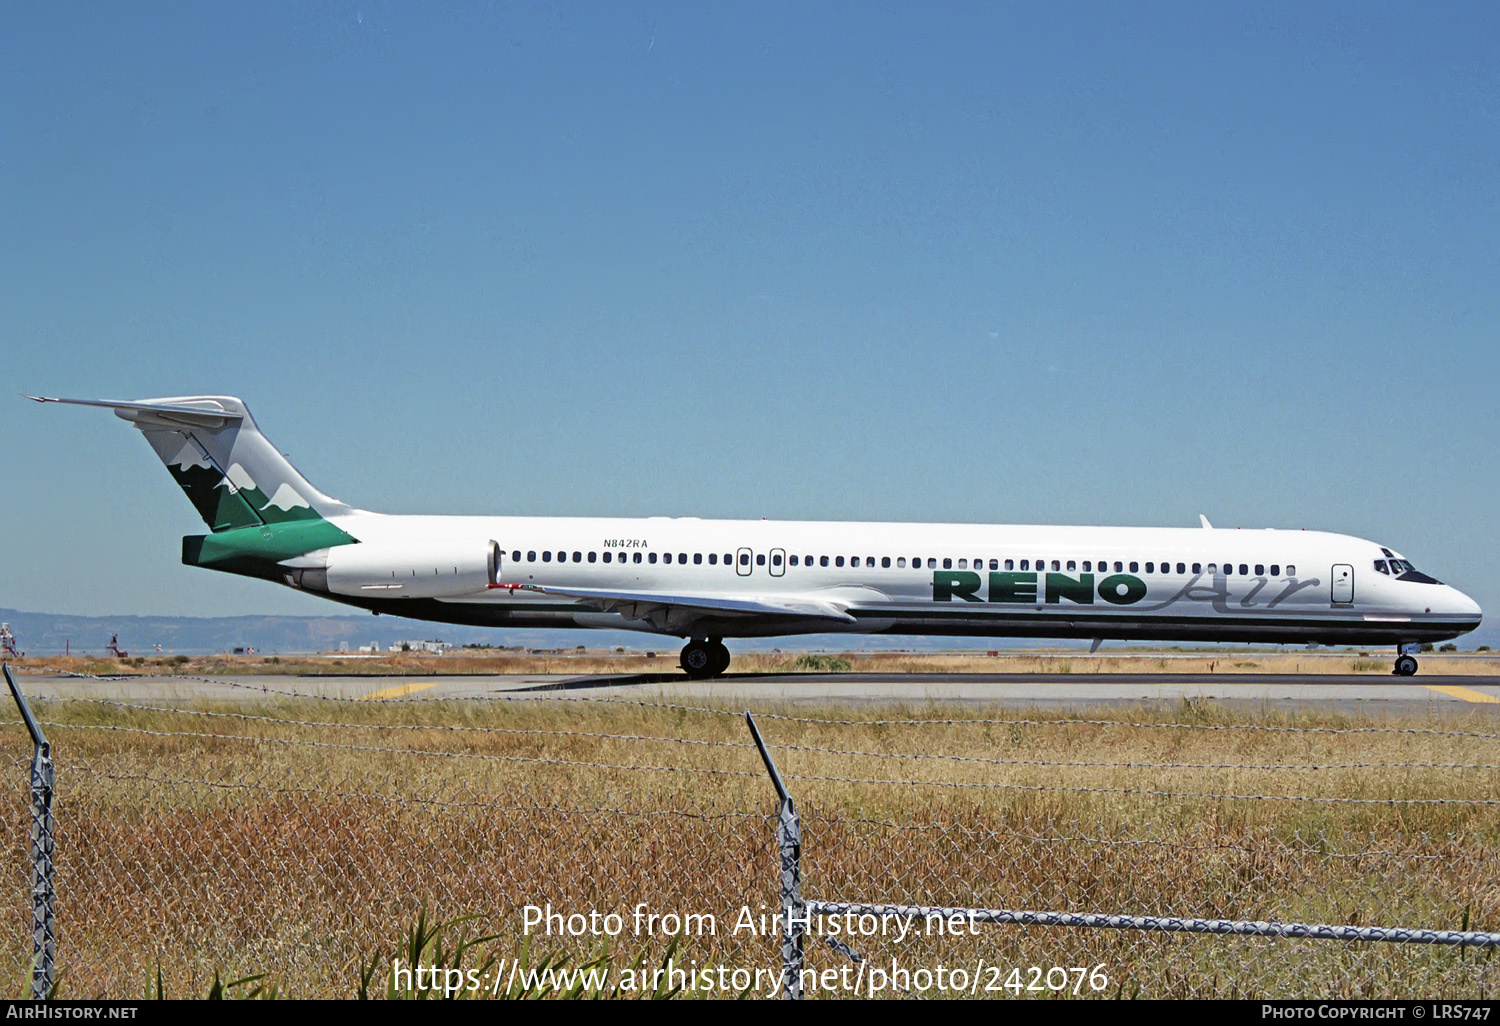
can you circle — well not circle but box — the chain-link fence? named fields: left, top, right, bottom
left=6, top=666, right=1500, bottom=998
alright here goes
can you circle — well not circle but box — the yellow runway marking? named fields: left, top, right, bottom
left=1425, top=685, right=1500, bottom=704
left=360, top=681, right=443, bottom=701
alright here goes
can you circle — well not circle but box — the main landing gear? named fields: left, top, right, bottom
left=681, top=638, right=731, bottom=680
left=1393, top=644, right=1420, bottom=677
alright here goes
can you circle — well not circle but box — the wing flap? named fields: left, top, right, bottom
left=519, top=584, right=856, bottom=627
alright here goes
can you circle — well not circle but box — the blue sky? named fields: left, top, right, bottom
left=3, top=2, right=1497, bottom=630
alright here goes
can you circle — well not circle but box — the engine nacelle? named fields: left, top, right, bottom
left=295, top=540, right=498, bottom=600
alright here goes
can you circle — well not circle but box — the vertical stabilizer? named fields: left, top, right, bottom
left=26, top=395, right=355, bottom=532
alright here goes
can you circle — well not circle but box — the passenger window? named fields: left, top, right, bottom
left=633, top=552, right=643, bottom=564
left=1192, top=563, right=1201, bottom=574
left=573, top=551, right=582, bottom=562
left=756, top=554, right=765, bottom=566
left=821, top=556, right=830, bottom=567
left=1082, top=561, right=1091, bottom=572
left=542, top=551, right=552, bottom=562
left=527, top=551, right=536, bottom=562
left=662, top=553, right=671, bottom=564
left=1114, top=562, right=1123, bottom=572
left=602, top=552, right=612, bottom=563
left=897, top=557, right=907, bottom=568
left=739, top=553, right=750, bottom=566
left=1207, top=563, right=1216, bottom=574
left=1129, top=562, right=1139, bottom=573
left=1287, top=564, right=1296, bottom=576
left=943, top=558, right=953, bottom=569
left=1067, top=560, right=1076, bottom=571
left=927, top=558, right=937, bottom=569
left=1255, top=564, right=1264, bottom=576
left=724, top=554, right=732, bottom=564
left=772, top=553, right=783, bottom=567
left=1020, top=560, right=1029, bottom=571
left=1239, top=564, right=1248, bottom=576
left=789, top=555, right=798, bottom=566
left=1270, top=564, right=1280, bottom=576
left=694, top=553, right=703, bottom=565
left=708, top=553, right=718, bottom=565
left=882, top=557, right=891, bottom=568
left=1223, top=563, right=1232, bottom=576
left=1005, top=559, right=1015, bottom=570
left=1051, top=560, right=1060, bottom=571
left=851, top=557, right=861, bottom=568
left=989, top=559, right=999, bottom=570
left=836, top=556, right=845, bottom=567
left=1177, top=563, right=1185, bottom=574
left=957, top=558, right=967, bottom=569
left=648, top=553, right=657, bottom=564
left=1145, top=563, right=1154, bottom=574
left=588, top=552, right=597, bottom=563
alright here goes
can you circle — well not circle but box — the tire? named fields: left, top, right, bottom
left=710, top=641, right=731, bottom=677
left=1394, top=655, right=1418, bottom=677
left=681, top=641, right=715, bottom=680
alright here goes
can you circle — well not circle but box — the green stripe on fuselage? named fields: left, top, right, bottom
left=183, top=519, right=359, bottom=569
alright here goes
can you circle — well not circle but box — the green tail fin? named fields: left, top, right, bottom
left=29, top=395, right=356, bottom=532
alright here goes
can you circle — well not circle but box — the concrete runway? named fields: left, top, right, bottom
left=11, top=670, right=1500, bottom=714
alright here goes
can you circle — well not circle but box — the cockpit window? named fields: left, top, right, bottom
left=1374, top=560, right=1389, bottom=575
left=1390, top=559, right=1442, bottom=585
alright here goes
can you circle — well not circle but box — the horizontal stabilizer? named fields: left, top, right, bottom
left=30, top=393, right=354, bottom=532
left=24, top=395, right=245, bottom=428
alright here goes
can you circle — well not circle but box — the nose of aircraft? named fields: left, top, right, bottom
left=1446, top=586, right=1483, bottom=625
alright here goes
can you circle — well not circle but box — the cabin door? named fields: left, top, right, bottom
left=1331, top=564, right=1354, bottom=604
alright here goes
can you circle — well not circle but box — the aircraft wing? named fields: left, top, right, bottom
left=517, top=584, right=855, bottom=633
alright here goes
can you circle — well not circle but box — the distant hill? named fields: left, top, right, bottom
left=0, top=607, right=1014, bottom=656
left=0, top=607, right=1490, bottom=657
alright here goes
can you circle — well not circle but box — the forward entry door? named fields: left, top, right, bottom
left=1331, top=564, right=1354, bottom=604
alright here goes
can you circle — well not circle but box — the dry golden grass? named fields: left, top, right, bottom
left=3, top=695, right=1499, bottom=998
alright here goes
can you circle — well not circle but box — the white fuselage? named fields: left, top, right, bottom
left=300, top=513, right=1482, bottom=646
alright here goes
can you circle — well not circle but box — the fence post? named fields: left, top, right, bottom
left=5, top=665, right=54, bottom=1000
left=746, top=712, right=803, bottom=1000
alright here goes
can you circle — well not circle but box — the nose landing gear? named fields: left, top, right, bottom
left=1393, top=643, right=1420, bottom=677
left=681, top=638, right=731, bottom=680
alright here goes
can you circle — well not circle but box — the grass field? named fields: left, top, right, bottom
left=10, top=648, right=1500, bottom=679
left=4, top=691, right=1499, bottom=998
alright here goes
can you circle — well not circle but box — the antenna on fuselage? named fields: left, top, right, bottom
left=1199, top=514, right=1213, bottom=529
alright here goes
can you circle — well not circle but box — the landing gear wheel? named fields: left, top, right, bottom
left=709, top=640, right=731, bottom=677
left=1394, top=655, right=1419, bottom=677
left=681, top=640, right=717, bottom=680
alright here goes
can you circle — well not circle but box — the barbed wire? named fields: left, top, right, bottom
left=38, top=718, right=1500, bottom=807
left=805, top=900, right=1500, bottom=949
left=45, top=669, right=1500, bottom=740
left=51, top=697, right=755, bottom=751
left=63, top=763, right=770, bottom=820
left=37, top=719, right=766, bottom=780
left=41, top=697, right=1500, bottom=774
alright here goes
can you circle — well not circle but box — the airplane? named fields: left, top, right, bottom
left=29, top=394, right=1482, bottom=679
